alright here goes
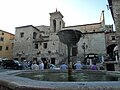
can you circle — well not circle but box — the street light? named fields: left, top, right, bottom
left=81, top=42, right=88, bottom=61
left=17, top=53, right=22, bottom=61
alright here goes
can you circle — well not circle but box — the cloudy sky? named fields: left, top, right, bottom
left=0, top=0, right=113, bottom=34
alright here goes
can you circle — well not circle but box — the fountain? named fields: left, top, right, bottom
left=57, top=29, right=82, bottom=81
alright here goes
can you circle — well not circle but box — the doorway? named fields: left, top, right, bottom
left=51, top=58, right=55, bottom=64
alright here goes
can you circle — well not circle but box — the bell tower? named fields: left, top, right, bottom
left=49, top=9, right=65, bottom=33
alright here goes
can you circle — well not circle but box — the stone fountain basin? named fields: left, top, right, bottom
left=57, top=29, right=82, bottom=45
left=0, top=70, right=120, bottom=90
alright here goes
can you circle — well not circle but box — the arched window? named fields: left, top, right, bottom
left=59, top=21, right=61, bottom=29
left=53, top=20, right=56, bottom=32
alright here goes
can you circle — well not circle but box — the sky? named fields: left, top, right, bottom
left=0, top=0, right=113, bottom=34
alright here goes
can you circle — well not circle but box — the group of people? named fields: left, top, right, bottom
left=21, top=59, right=98, bottom=70
left=60, top=61, right=83, bottom=70
left=60, top=61, right=98, bottom=70
left=21, top=59, right=51, bottom=70
left=30, top=60, right=44, bottom=70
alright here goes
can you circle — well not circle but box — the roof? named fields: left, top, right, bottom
left=0, top=30, right=15, bottom=36
left=16, top=25, right=40, bottom=32
left=49, top=11, right=64, bottom=18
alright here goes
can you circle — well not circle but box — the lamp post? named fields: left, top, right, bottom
left=82, top=42, right=88, bottom=61
left=17, top=53, right=22, bottom=61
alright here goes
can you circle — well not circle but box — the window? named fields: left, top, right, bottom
left=40, top=42, right=42, bottom=45
left=111, top=36, right=115, bottom=40
left=39, top=34, right=42, bottom=38
left=6, top=46, right=9, bottom=50
left=0, top=37, right=4, bottom=41
left=53, top=20, right=56, bottom=32
left=20, top=32, right=24, bottom=38
left=11, top=43, right=14, bottom=49
left=109, top=30, right=112, bottom=32
left=43, top=43, right=47, bottom=49
left=72, top=46, right=78, bottom=56
left=60, top=21, right=61, bottom=28
left=0, top=46, right=2, bottom=51
left=109, top=25, right=111, bottom=28
left=33, top=32, right=37, bottom=39
left=34, top=43, right=38, bottom=49
left=2, top=32, right=4, bottom=35
left=82, top=35, right=85, bottom=39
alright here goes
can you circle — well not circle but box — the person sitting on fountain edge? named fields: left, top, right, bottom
left=60, top=62, right=68, bottom=70
left=90, top=62, right=98, bottom=70
left=74, top=61, right=83, bottom=70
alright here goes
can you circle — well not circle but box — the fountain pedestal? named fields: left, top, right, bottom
left=57, top=29, right=82, bottom=81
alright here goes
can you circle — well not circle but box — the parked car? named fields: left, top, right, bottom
left=2, top=60, right=22, bottom=70
left=49, top=64, right=60, bottom=70
left=0, top=58, right=8, bottom=65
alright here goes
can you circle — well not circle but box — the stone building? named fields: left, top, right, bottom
left=103, top=0, right=120, bottom=71
left=13, top=10, right=114, bottom=65
left=13, top=25, right=42, bottom=61
left=0, top=30, right=14, bottom=59
left=13, top=11, right=65, bottom=64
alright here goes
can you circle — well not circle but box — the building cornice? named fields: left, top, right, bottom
left=83, top=31, right=104, bottom=34
left=64, top=22, right=101, bottom=28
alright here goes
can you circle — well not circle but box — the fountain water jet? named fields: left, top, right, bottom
left=57, top=29, right=82, bottom=81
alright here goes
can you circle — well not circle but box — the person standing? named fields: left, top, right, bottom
left=31, top=61, right=39, bottom=70
left=39, top=60, right=44, bottom=70
left=22, top=59, right=28, bottom=70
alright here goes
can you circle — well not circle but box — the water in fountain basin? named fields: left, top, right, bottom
left=16, top=71, right=119, bottom=82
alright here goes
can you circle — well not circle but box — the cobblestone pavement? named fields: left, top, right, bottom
left=0, top=65, right=13, bottom=72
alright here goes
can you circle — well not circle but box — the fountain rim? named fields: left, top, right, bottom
left=57, top=29, right=82, bottom=34
left=0, top=70, right=120, bottom=90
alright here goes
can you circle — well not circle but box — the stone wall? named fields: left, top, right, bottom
left=78, top=32, right=106, bottom=57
